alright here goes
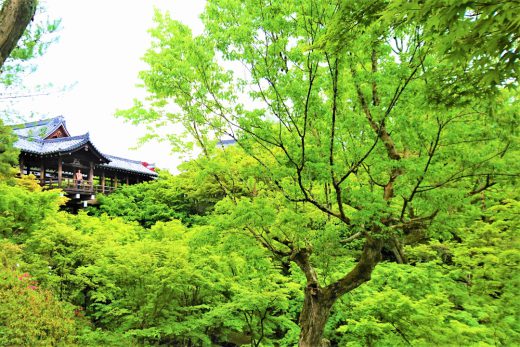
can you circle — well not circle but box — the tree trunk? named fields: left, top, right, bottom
left=0, top=0, right=37, bottom=68
left=295, top=236, right=383, bottom=346
left=298, top=285, right=334, bottom=347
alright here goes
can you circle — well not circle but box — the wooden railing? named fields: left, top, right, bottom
left=43, top=178, right=118, bottom=195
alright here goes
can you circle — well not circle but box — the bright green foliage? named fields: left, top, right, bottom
left=330, top=263, right=487, bottom=346
left=201, top=226, right=301, bottom=346
left=328, top=1, right=518, bottom=105
left=0, top=176, right=64, bottom=240
left=382, top=0, right=519, bottom=89
left=22, top=212, right=142, bottom=304
left=92, top=146, right=267, bottom=227
left=0, top=240, right=77, bottom=346
left=1, top=153, right=518, bottom=346
left=19, top=204, right=298, bottom=345
left=0, top=120, right=18, bottom=179
left=72, top=222, right=297, bottom=345
left=92, top=168, right=225, bottom=227
left=327, top=196, right=520, bottom=346
left=448, top=196, right=520, bottom=345
left=92, top=176, right=185, bottom=228
left=74, top=328, right=133, bottom=347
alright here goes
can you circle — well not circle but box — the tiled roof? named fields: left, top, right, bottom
left=15, top=133, right=90, bottom=155
left=11, top=116, right=68, bottom=139
left=99, top=155, right=158, bottom=176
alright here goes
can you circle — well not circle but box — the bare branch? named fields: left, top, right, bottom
left=337, top=134, right=380, bottom=187
left=466, top=175, right=496, bottom=196
left=416, top=144, right=513, bottom=193
left=400, top=117, right=443, bottom=220
left=246, top=226, right=291, bottom=258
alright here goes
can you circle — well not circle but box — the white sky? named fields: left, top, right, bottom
left=6, top=0, right=206, bottom=172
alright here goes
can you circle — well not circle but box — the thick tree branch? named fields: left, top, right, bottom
left=349, top=59, right=401, bottom=161
left=326, top=235, right=383, bottom=299
left=291, top=248, right=319, bottom=286
left=0, top=0, right=37, bottom=69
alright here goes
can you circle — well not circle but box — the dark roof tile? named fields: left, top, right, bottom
left=99, top=155, right=158, bottom=176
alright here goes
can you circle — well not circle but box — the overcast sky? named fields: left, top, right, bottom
left=6, top=0, right=206, bottom=172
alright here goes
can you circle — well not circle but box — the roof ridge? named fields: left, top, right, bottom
left=10, top=115, right=64, bottom=129
left=105, top=154, right=146, bottom=164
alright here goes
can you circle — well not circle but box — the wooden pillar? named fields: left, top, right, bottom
left=101, top=171, right=105, bottom=194
left=114, top=176, right=118, bottom=189
left=19, top=157, right=24, bottom=176
left=40, top=162, right=45, bottom=185
left=58, top=157, right=63, bottom=186
left=88, top=162, right=94, bottom=189
left=126, top=176, right=129, bottom=185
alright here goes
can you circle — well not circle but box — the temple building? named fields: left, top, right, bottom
left=11, top=116, right=157, bottom=205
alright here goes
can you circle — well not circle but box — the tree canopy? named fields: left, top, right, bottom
left=117, top=0, right=518, bottom=344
